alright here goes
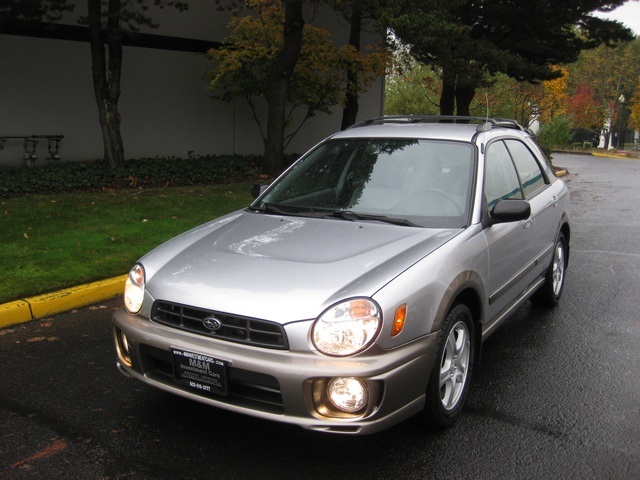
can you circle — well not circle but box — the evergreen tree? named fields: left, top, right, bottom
left=380, top=0, right=635, bottom=115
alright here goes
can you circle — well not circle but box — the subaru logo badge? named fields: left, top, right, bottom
left=203, top=316, right=222, bottom=331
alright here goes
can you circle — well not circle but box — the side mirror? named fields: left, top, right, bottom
left=251, top=184, right=269, bottom=199
left=490, top=199, right=531, bottom=223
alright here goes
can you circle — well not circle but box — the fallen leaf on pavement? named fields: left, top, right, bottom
left=11, top=438, right=67, bottom=468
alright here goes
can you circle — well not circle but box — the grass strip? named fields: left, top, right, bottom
left=1, top=183, right=254, bottom=303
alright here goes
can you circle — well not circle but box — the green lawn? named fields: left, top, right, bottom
left=1, top=183, right=254, bottom=303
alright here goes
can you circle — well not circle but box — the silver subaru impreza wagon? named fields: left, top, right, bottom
left=113, top=116, right=570, bottom=434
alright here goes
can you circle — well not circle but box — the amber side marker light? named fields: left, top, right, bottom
left=391, top=304, right=407, bottom=337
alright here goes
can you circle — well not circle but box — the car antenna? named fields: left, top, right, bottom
left=485, top=92, right=490, bottom=122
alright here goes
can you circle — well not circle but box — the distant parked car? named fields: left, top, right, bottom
left=113, top=116, right=570, bottom=434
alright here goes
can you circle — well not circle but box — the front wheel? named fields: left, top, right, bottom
left=531, top=232, right=567, bottom=307
left=424, top=304, right=475, bottom=427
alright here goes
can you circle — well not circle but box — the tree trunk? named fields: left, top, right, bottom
left=88, top=0, right=125, bottom=168
left=440, top=67, right=456, bottom=116
left=341, top=5, right=362, bottom=130
left=603, top=129, right=611, bottom=150
left=440, top=66, right=478, bottom=117
left=455, top=84, right=475, bottom=117
left=264, top=0, right=304, bottom=174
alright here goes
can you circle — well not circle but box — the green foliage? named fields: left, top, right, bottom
left=0, top=0, right=74, bottom=24
left=0, top=155, right=265, bottom=198
left=538, top=116, right=573, bottom=151
left=568, top=38, right=640, bottom=146
left=78, top=0, right=189, bottom=32
left=207, top=0, right=386, bottom=149
left=384, top=61, right=441, bottom=115
left=382, top=0, right=635, bottom=115
left=384, top=58, right=544, bottom=126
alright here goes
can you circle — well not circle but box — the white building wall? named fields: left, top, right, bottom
left=0, top=3, right=383, bottom=167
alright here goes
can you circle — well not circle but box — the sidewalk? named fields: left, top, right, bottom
left=0, top=275, right=127, bottom=329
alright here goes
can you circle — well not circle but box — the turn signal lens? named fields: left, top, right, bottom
left=391, top=304, right=407, bottom=337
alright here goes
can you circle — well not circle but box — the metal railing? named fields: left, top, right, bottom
left=0, top=135, right=64, bottom=166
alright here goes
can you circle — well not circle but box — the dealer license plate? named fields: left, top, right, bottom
left=172, top=348, right=229, bottom=396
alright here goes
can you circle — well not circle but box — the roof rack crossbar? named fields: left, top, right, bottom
left=349, top=115, right=525, bottom=132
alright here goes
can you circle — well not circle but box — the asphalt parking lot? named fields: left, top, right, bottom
left=1, top=153, right=639, bottom=479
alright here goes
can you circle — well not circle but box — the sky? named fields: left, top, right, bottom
left=592, top=1, right=640, bottom=35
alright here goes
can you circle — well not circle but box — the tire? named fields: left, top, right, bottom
left=531, top=232, right=567, bottom=308
left=424, top=304, right=475, bottom=427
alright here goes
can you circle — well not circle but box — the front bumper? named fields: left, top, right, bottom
left=113, top=308, right=438, bottom=435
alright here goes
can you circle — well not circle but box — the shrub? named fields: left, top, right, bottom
left=0, top=155, right=270, bottom=197
left=537, top=115, right=573, bottom=151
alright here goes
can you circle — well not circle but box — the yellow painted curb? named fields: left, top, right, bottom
left=28, top=275, right=128, bottom=319
left=0, top=300, right=32, bottom=329
left=0, top=275, right=127, bottom=329
left=592, top=152, right=621, bottom=159
left=592, top=151, right=640, bottom=160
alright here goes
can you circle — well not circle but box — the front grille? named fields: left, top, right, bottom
left=151, top=301, right=288, bottom=350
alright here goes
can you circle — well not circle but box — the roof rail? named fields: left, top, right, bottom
left=349, top=115, right=525, bottom=132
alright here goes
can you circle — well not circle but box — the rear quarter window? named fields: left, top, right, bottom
left=505, top=139, right=547, bottom=198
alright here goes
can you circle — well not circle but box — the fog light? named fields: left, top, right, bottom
left=114, top=326, right=132, bottom=367
left=328, top=377, right=368, bottom=413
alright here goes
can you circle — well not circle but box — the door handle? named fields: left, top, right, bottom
left=551, top=194, right=559, bottom=208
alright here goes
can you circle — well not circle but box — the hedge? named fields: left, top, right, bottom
left=0, top=155, right=268, bottom=197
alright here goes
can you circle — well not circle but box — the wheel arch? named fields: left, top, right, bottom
left=560, top=220, right=570, bottom=269
left=433, top=271, right=485, bottom=364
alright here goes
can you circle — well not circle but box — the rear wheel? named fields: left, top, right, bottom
left=424, top=304, right=475, bottom=427
left=531, top=232, right=567, bottom=307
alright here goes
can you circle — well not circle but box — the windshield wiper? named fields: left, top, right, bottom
left=329, top=210, right=420, bottom=227
left=248, top=204, right=288, bottom=215
left=250, top=205, right=419, bottom=226
left=248, top=204, right=325, bottom=219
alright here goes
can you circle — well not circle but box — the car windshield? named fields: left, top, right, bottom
left=256, top=138, right=476, bottom=228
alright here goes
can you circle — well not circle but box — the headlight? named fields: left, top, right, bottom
left=124, top=264, right=145, bottom=314
left=312, top=299, right=381, bottom=356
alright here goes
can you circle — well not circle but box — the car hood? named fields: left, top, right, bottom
left=141, top=210, right=460, bottom=323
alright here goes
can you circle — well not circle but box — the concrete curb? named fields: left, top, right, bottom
left=0, top=275, right=127, bottom=329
